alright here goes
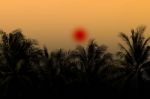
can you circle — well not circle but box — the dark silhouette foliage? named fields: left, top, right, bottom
left=0, top=26, right=150, bottom=98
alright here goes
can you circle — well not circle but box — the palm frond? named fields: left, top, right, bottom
left=119, top=33, right=133, bottom=52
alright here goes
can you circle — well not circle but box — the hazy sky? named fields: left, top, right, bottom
left=0, top=0, right=150, bottom=52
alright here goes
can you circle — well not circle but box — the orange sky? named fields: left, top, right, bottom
left=0, top=0, right=150, bottom=52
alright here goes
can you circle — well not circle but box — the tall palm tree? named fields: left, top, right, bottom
left=69, top=40, right=113, bottom=97
left=71, top=40, right=112, bottom=87
left=117, top=26, right=150, bottom=96
left=72, top=40, right=112, bottom=74
left=40, top=47, right=71, bottom=96
left=0, top=29, right=42, bottom=98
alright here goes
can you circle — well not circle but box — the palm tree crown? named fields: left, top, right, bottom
left=117, top=26, right=150, bottom=72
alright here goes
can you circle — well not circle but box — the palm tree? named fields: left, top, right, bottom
left=70, top=40, right=112, bottom=96
left=39, top=47, right=72, bottom=96
left=0, top=29, right=42, bottom=98
left=71, top=40, right=112, bottom=78
left=117, top=26, right=150, bottom=96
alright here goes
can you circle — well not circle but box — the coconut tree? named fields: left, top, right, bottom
left=70, top=40, right=113, bottom=97
left=39, top=47, right=71, bottom=96
left=0, top=29, right=42, bottom=98
left=117, top=26, right=150, bottom=96
left=71, top=40, right=112, bottom=78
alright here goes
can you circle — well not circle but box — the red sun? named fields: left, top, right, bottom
left=73, top=27, right=87, bottom=43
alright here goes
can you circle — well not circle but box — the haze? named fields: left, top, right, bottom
left=0, top=0, right=150, bottom=52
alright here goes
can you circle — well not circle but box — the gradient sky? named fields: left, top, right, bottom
left=0, top=0, right=150, bottom=53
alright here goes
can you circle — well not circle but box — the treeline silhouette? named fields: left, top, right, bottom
left=0, top=26, right=150, bottom=98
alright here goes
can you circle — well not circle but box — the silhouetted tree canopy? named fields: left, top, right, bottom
left=0, top=26, right=150, bottom=98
